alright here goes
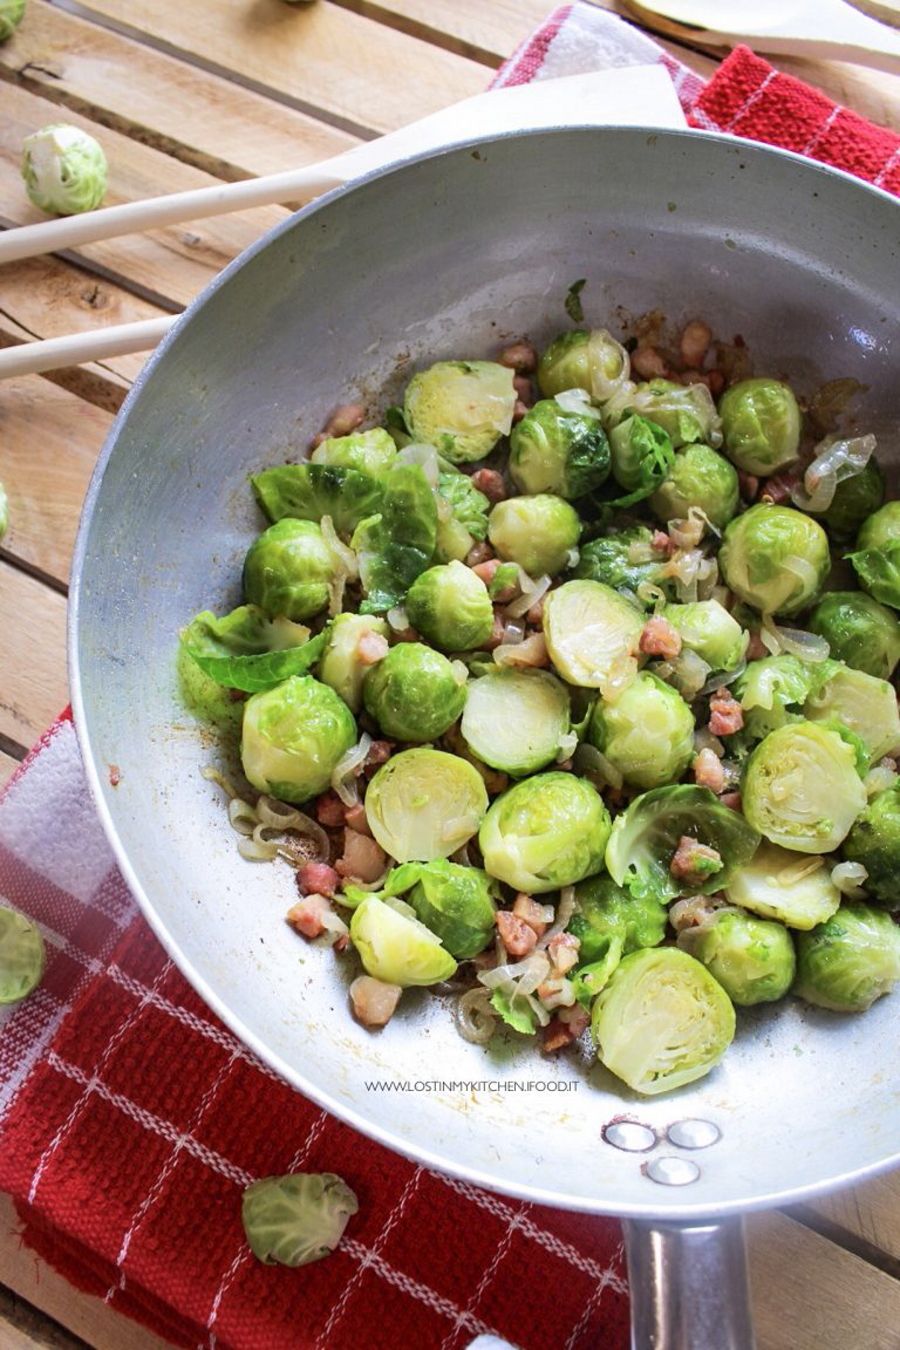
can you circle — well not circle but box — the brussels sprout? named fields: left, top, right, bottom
left=719, top=504, right=830, bottom=616
left=678, top=908, right=795, bottom=1005
left=241, top=675, right=356, bottom=803
left=605, top=784, right=760, bottom=904
left=434, top=469, right=490, bottom=562
left=587, top=671, right=694, bottom=790
left=243, top=518, right=336, bottom=622
left=461, top=668, right=570, bottom=776
left=566, top=876, right=666, bottom=1001
left=663, top=600, right=749, bottom=673
left=350, top=895, right=457, bottom=985
left=0, top=1, right=26, bottom=43
left=242, top=1173, right=358, bottom=1267
left=606, top=415, right=676, bottom=507
left=362, top=642, right=465, bottom=742
left=0, top=907, right=45, bottom=1004
left=252, top=463, right=384, bottom=538
left=650, top=444, right=739, bottom=529
left=724, top=841, right=841, bottom=929
left=591, top=947, right=735, bottom=1095
left=478, top=772, right=611, bottom=894
left=719, top=378, right=801, bottom=475
left=403, top=361, right=516, bottom=464
left=742, top=721, right=867, bottom=853
left=733, top=654, right=825, bottom=744
left=318, top=613, right=388, bottom=712
left=842, top=782, right=900, bottom=907
left=404, top=561, right=493, bottom=652
left=180, top=606, right=325, bottom=692
left=573, top=526, right=675, bottom=608
left=543, top=580, right=644, bottom=688
left=605, top=379, right=721, bottom=450
left=310, top=427, right=397, bottom=476
left=22, top=123, right=107, bottom=216
left=793, top=903, right=900, bottom=1011
left=804, top=663, right=900, bottom=764
left=383, top=860, right=496, bottom=959
left=509, top=396, right=610, bottom=499
left=352, top=463, right=437, bottom=613
left=365, top=748, right=488, bottom=862
left=487, top=494, right=581, bottom=577
left=808, top=592, right=900, bottom=680
left=536, top=329, right=630, bottom=401
left=848, top=500, right=900, bottom=610
left=816, top=459, right=884, bottom=540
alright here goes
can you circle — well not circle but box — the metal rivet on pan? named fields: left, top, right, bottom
left=602, top=1120, right=657, bottom=1152
left=645, top=1156, right=701, bottom=1186
left=666, top=1118, right=721, bottom=1150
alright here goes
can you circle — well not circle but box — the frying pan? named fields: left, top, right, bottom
left=70, top=127, right=900, bottom=1349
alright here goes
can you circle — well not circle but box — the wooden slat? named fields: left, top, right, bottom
left=0, top=563, right=68, bottom=747
left=0, top=751, right=22, bottom=788
left=66, top=0, right=485, bottom=137
left=806, top=1171, right=900, bottom=1264
left=0, top=377, right=111, bottom=586
left=1, top=4, right=359, bottom=181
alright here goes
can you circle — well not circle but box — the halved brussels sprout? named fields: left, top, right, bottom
left=604, top=379, right=721, bottom=450
left=573, top=526, right=676, bottom=608
left=742, top=721, right=867, bottom=853
left=566, top=876, right=666, bottom=1001
left=478, top=772, right=610, bottom=894
left=350, top=895, right=457, bottom=985
left=719, top=378, right=801, bottom=475
left=180, top=606, right=325, bottom=693
left=536, top=329, right=630, bottom=401
left=650, top=444, right=739, bottom=530
left=724, top=841, right=841, bottom=929
left=808, top=592, right=900, bottom=681
left=804, top=663, right=900, bottom=763
left=243, top=518, right=336, bottom=622
left=0, top=907, right=45, bottom=1005
left=848, top=501, right=900, bottom=610
left=403, top=361, right=516, bottom=464
left=241, top=675, right=356, bottom=803
left=404, top=561, right=493, bottom=652
left=383, top=859, right=496, bottom=959
left=815, top=459, right=884, bottom=541
left=365, top=748, right=488, bottom=862
left=663, top=600, right=749, bottom=673
left=251, top=463, right=384, bottom=538
left=605, top=784, right=760, bottom=904
left=509, top=395, right=610, bottom=499
left=793, top=903, right=900, bottom=1011
left=22, top=123, right=108, bottom=216
left=362, top=642, right=466, bottom=742
left=719, top=504, right=830, bottom=616
left=319, top=613, right=388, bottom=712
left=487, top=494, right=581, bottom=577
left=591, top=947, right=735, bottom=1095
left=461, top=668, right=570, bottom=776
left=435, top=469, right=490, bottom=562
left=543, top=580, right=644, bottom=689
left=242, top=1173, right=358, bottom=1267
left=733, top=654, right=825, bottom=745
left=587, top=671, right=694, bottom=790
left=678, top=908, right=795, bottom=1005
left=606, top=415, right=676, bottom=507
left=842, top=782, right=900, bottom=907
left=310, top=428, right=397, bottom=476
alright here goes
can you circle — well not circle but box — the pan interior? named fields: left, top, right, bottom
left=72, top=127, right=900, bottom=1218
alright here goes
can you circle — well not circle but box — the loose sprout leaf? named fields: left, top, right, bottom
left=605, top=380, right=721, bottom=450
left=353, top=463, right=438, bottom=613
left=565, top=278, right=587, bottom=323
left=606, top=415, right=676, bottom=507
left=0, top=907, right=45, bottom=1005
left=241, top=1173, right=358, bottom=1267
left=251, top=463, right=385, bottom=539
left=181, top=606, right=327, bottom=692
left=489, top=986, right=540, bottom=1035
left=437, top=470, right=490, bottom=541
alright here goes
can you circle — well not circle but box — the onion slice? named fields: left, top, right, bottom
left=790, top=434, right=877, bottom=512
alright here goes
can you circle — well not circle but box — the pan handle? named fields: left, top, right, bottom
left=622, top=1216, right=756, bottom=1350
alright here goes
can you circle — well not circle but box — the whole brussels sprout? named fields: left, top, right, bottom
left=733, top=654, right=824, bottom=744
left=365, top=748, right=488, bottom=862
left=650, top=444, right=739, bottom=529
left=605, top=379, right=721, bottom=450
left=350, top=896, right=457, bottom=986
left=607, top=414, right=675, bottom=504
left=566, top=875, right=666, bottom=1001
left=808, top=592, right=900, bottom=680
left=461, top=668, right=570, bottom=776
left=573, top=526, right=676, bottom=608
left=310, top=427, right=397, bottom=476
left=241, top=1173, right=358, bottom=1268
left=243, top=518, right=337, bottom=621
left=805, top=663, right=900, bottom=763
left=241, top=675, right=356, bottom=803
left=537, top=329, right=630, bottom=401
left=678, top=908, right=795, bottom=1005
left=319, top=613, right=389, bottom=712
left=848, top=500, right=900, bottom=609
left=543, top=580, right=644, bottom=689
left=587, top=671, right=694, bottom=790
left=724, top=840, right=841, bottom=930
left=22, top=123, right=108, bottom=216
left=591, top=947, right=735, bottom=1095
left=509, top=395, right=610, bottom=499
left=0, top=0, right=25, bottom=42
left=403, top=361, right=515, bottom=464
left=478, top=772, right=611, bottom=894
left=487, top=494, right=581, bottom=577
left=816, top=459, right=884, bottom=540
left=0, top=906, right=45, bottom=1005
left=663, top=600, right=749, bottom=673
left=404, top=560, right=493, bottom=652
left=719, top=504, right=830, bottom=616
left=383, top=859, right=496, bottom=959
left=842, top=782, right=900, bottom=907
left=719, top=378, right=801, bottom=475
left=362, top=642, right=465, bottom=742
left=742, top=721, right=867, bottom=853
left=793, top=902, right=900, bottom=1011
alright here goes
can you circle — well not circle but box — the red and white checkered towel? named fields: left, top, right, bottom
left=3, top=6, right=900, bottom=1349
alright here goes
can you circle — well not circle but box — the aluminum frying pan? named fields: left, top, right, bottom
left=70, top=127, right=900, bottom=1349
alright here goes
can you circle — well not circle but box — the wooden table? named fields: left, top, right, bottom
left=1, top=2, right=899, bottom=1346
